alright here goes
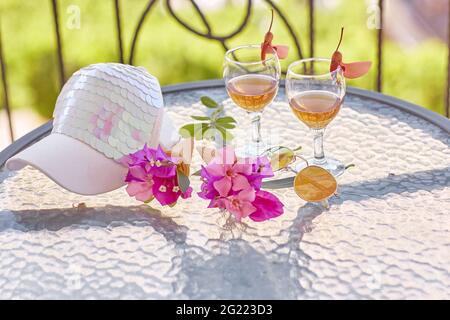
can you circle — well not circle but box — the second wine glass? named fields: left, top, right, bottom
left=223, top=44, right=281, bottom=157
left=286, top=58, right=346, bottom=177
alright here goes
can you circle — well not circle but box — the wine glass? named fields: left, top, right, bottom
left=223, top=44, right=281, bottom=157
left=286, top=58, right=346, bottom=177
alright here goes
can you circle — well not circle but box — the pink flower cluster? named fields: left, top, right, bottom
left=123, top=144, right=192, bottom=206
left=198, top=147, right=284, bottom=222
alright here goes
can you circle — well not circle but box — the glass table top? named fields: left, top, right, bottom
left=1, top=86, right=449, bottom=299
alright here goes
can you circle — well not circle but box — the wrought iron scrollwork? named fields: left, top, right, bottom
left=119, top=0, right=303, bottom=66
left=129, top=0, right=159, bottom=65
left=165, top=0, right=252, bottom=52
left=114, top=0, right=125, bottom=64
left=50, top=0, right=66, bottom=88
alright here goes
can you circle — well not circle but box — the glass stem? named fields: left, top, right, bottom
left=251, top=112, right=262, bottom=144
left=312, top=128, right=326, bottom=164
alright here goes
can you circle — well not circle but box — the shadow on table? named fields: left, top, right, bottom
left=338, top=166, right=450, bottom=202
left=0, top=204, right=187, bottom=244
left=177, top=239, right=304, bottom=299
left=174, top=201, right=330, bottom=299
left=1, top=205, right=315, bottom=299
left=288, top=202, right=325, bottom=244
left=172, top=201, right=327, bottom=299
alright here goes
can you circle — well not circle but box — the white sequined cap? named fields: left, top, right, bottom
left=6, top=63, right=180, bottom=195
left=53, top=63, right=176, bottom=161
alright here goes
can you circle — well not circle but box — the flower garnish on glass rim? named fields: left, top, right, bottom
left=198, top=146, right=284, bottom=222
left=330, top=27, right=372, bottom=79
left=261, top=9, right=289, bottom=61
left=123, top=143, right=192, bottom=207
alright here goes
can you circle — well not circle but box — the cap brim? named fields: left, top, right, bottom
left=5, top=133, right=127, bottom=195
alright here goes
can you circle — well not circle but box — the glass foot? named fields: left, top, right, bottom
left=295, top=157, right=345, bottom=177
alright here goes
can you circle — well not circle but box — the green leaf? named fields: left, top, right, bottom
left=216, top=126, right=234, bottom=141
left=216, top=116, right=236, bottom=124
left=200, top=96, right=218, bottom=108
left=176, top=168, right=190, bottom=193
left=216, top=122, right=236, bottom=129
left=293, top=145, right=302, bottom=152
left=179, top=124, right=196, bottom=137
left=191, top=169, right=201, bottom=176
left=191, top=115, right=211, bottom=121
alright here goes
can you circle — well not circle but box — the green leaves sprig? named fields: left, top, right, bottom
left=179, top=96, right=236, bottom=141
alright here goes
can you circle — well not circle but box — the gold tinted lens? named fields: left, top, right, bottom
left=269, top=147, right=295, bottom=171
left=293, top=165, right=337, bottom=202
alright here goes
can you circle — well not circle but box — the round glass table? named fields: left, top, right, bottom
left=1, top=80, right=449, bottom=299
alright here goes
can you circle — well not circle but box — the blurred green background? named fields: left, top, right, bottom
left=0, top=0, right=447, bottom=123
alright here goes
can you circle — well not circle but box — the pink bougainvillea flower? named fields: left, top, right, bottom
left=248, top=156, right=274, bottom=189
left=222, top=188, right=257, bottom=222
left=206, top=147, right=253, bottom=196
left=152, top=175, right=192, bottom=206
left=124, top=144, right=191, bottom=206
left=198, top=146, right=285, bottom=222
left=125, top=165, right=154, bottom=202
left=121, top=143, right=153, bottom=167
left=198, top=165, right=221, bottom=200
left=147, top=145, right=178, bottom=178
left=253, top=156, right=274, bottom=177
left=123, top=144, right=178, bottom=177
left=249, top=190, right=284, bottom=222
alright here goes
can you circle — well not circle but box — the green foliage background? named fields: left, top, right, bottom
left=0, top=0, right=447, bottom=119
